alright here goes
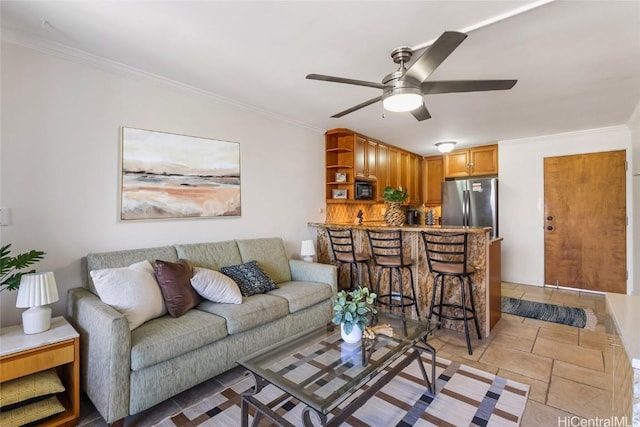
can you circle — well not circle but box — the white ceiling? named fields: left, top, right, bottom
left=2, top=1, right=640, bottom=155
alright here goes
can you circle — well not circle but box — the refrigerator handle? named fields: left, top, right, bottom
left=463, top=190, right=470, bottom=227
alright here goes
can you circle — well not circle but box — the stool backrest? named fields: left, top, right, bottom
left=366, top=229, right=406, bottom=265
left=327, top=228, right=358, bottom=262
left=421, top=231, right=470, bottom=274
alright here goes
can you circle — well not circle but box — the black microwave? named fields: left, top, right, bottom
left=355, top=181, right=374, bottom=200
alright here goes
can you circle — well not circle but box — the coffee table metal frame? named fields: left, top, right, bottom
left=238, top=311, right=437, bottom=427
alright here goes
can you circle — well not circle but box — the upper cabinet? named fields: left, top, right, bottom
left=325, top=128, right=423, bottom=205
left=444, top=144, right=498, bottom=178
left=355, top=136, right=378, bottom=180
left=424, top=155, right=443, bottom=206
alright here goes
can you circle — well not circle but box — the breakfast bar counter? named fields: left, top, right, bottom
left=308, top=222, right=501, bottom=337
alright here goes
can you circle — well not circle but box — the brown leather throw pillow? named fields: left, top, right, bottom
left=154, top=259, right=201, bottom=318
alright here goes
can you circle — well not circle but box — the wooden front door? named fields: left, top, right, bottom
left=544, top=150, right=626, bottom=293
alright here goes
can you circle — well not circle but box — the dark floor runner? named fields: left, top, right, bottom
left=501, top=297, right=596, bottom=328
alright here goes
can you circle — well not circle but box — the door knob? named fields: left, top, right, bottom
left=547, top=226, right=553, bottom=231
left=547, top=216, right=553, bottom=221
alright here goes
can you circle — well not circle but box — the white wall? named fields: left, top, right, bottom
left=499, top=126, right=633, bottom=293
left=0, top=41, right=326, bottom=327
left=628, top=102, right=640, bottom=295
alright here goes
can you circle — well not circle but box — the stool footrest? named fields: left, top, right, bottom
left=431, top=303, right=477, bottom=322
left=377, top=294, right=417, bottom=308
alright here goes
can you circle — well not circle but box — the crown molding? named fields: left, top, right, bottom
left=1, top=27, right=325, bottom=134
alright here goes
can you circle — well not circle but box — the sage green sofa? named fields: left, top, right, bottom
left=67, top=237, right=337, bottom=425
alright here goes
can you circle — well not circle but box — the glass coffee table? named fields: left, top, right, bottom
left=238, top=310, right=439, bottom=427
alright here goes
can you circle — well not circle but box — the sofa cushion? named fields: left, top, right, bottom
left=90, top=260, right=167, bottom=330
left=130, top=309, right=228, bottom=371
left=191, top=267, right=242, bottom=304
left=267, top=281, right=333, bottom=313
left=221, top=261, right=278, bottom=297
left=174, top=241, right=242, bottom=270
left=236, top=238, right=292, bottom=283
left=154, top=259, right=201, bottom=318
left=85, top=246, right=178, bottom=294
left=196, top=294, right=289, bottom=334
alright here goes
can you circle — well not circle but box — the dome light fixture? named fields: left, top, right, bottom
left=435, top=141, right=457, bottom=153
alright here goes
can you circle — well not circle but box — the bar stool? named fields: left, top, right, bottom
left=421, top=231, right=481, bottom=355
left=366, top=229, right=419, bottom=317
left=326, top=228, right=371, bottom=291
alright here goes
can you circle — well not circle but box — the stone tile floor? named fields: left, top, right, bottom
left=79, top=282, right=614, bottom=426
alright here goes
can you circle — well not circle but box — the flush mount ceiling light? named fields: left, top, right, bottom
left=436, top=141, right=457, bottom=153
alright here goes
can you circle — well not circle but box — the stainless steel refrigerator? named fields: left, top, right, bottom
left=441, top=177, right=498, bottom=238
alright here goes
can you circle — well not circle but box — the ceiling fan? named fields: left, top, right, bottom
left=306, top=31, right=517, bottom=121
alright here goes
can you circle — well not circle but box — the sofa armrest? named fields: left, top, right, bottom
left=67, top=288, right=131, bottom=424
left=289, top=260, right=338, bottom=295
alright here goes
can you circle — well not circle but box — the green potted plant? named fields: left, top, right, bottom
left=332, top=287, right=377, bottom=343
left=1, top=244, right=46, bottom=292
left=382, top=186, right=408, bottom=226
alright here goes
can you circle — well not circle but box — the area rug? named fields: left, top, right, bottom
left=501, top=297, right=597, bottom=329
left=155, top=355, right=529, bottom=427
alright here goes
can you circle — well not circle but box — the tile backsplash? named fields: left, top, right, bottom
left=326, top=204, right=441, bottom=224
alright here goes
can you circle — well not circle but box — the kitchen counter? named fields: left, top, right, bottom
left=308, top=222, right=500, bottom=337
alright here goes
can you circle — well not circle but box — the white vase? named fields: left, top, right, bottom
left=341, top=323, right=362, bottom=343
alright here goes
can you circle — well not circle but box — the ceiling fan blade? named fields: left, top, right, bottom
left=422, top=79, right=517, bottom=94
left=306, top=74, right=388, bottom=90
left=331, top=96, right=383, bottom=118
left=411, top=103, right=431, bottom=121
left=402, top=31, right=468, bottom=83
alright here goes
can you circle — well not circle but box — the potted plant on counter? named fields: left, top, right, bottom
left=382, top=186, right=408, bottom=227
left=332, top=287, right=377, bottom=343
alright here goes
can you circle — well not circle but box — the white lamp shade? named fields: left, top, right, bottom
left=16, top=272, right=59, bottom=308
left=436, top=141, right=457, bottom=153
left=300, top=240, right=316, bottom=257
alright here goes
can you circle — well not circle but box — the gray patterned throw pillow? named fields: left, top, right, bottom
left=220, top=260, right=278, bottom=297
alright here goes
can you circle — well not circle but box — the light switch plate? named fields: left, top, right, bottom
left=0, top=208, right=11, bottom=226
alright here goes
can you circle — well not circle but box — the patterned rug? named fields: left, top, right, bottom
left=501, top=297, right=597, bottom=329
left=155, top=355, right=529, bottom=427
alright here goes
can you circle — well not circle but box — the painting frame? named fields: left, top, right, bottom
left=120, top=127, right=241, bottom=221
left=332, top=189, right=347, bottom=199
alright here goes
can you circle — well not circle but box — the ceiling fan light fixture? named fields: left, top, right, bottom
left=382, top=88, right=423, bottom=112
left=436, top=141, right=457, bottom=153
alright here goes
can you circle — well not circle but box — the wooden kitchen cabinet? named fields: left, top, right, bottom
left=375, top=143, right=389, bottom=201
left=325, top=128, right=423, bottom=204
left=355, top=136, right=377, bottom=180
left=424, top=155, right=443, bottom=206
left=444, top=144, right=498, bottom=178
left=409, top=153, right=423, bottom=205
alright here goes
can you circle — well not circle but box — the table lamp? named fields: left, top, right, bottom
left=300, top=240, right=316, bottom=262
left=16, top=272, right=59, bottom=334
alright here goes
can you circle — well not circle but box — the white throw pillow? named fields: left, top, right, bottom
left=90, top=260, right=167, bottom=330
left=190, top=267, right=242, bottom=304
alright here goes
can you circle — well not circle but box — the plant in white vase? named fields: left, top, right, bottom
left=332, top=287, right=377, bottom=343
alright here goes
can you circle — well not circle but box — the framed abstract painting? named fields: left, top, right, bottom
left=120, top=127, right=241, bottom=220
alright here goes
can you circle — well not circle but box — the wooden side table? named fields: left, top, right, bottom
left=0, top=316, right=80, bottom=427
